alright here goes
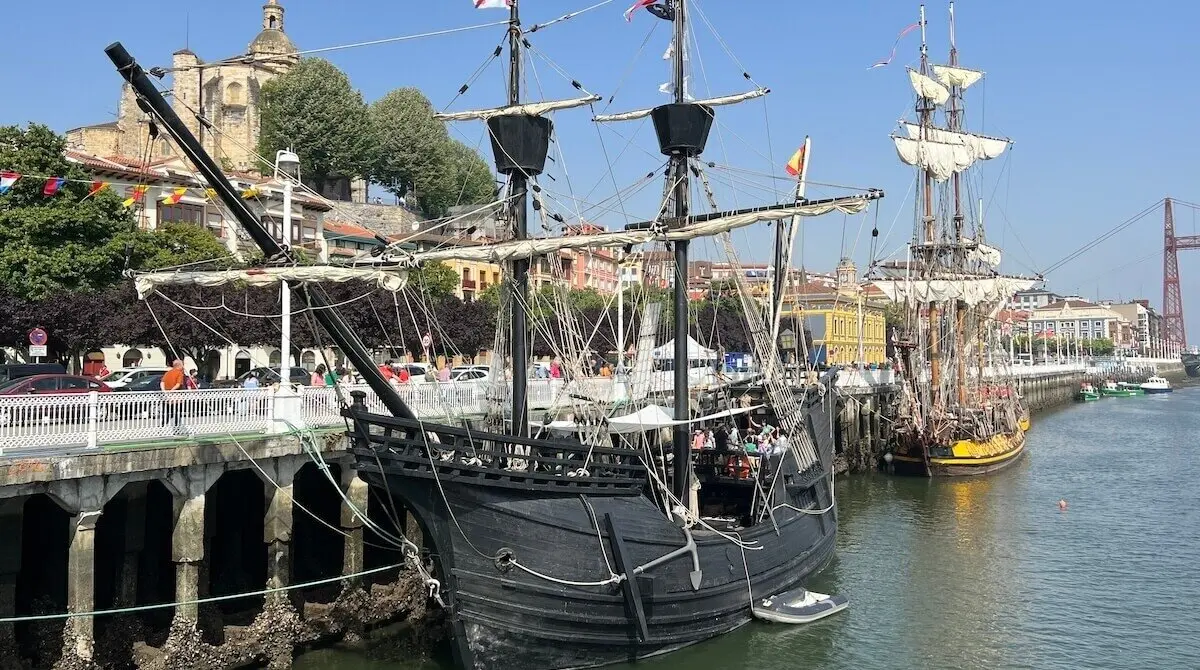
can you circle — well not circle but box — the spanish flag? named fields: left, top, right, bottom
left=241, top=186, right=259, bottom=199
left=122, top=185, right=149, bottom=207
left=204, top=188, right=217, bottom=200
left=161, top=187, right=187, bottom=205
left=785, top=144, right=806, bottom=177
left=87, top=180, right=109, bottom=197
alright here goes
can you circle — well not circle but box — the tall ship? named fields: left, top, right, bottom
left=872, top=3, right=1034, bottom=477
left=1182, top=346, right=1200, bottom=377
left=105, top=0, right=883, bottom=667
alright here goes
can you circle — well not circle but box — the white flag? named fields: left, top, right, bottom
left=474, top=0, right=511, bottom=8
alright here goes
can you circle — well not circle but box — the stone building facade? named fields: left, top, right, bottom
left=67, top=1, right=298, bottom=174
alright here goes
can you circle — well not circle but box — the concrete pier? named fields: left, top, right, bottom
left=0, top=431, right=426, bottom=669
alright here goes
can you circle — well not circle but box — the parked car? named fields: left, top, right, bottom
left=213, top=367, right=310, bottom=388
left=0, top=374, right=111, bottom=426
left=101, top=367, right=171, bottom=389
left=0, top=363, right=66, bottom=384
left=450, top=366, right=490, bottom=382
left=113, top=373, right=165, bottom=392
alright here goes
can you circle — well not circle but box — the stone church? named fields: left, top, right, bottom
left=67, top=0, right=358, bottom=200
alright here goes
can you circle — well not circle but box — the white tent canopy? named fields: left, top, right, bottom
left=650, top=336, right=718, bottom=360
left=545, top=404, right=763, bottom=435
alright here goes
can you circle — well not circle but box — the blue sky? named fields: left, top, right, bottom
left=3, top=1, right=1200, bottom=335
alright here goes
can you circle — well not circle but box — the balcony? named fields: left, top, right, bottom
left=462, top=278, right=477, bottom=290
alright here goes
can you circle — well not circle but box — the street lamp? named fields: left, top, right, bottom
left=274, top=149, right=300, bottom=386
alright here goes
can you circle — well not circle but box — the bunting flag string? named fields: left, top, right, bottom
left=42, top=177, right=66, bottom=196
left=161, top=187, right=188, bottom=205
left=122, top=185, right=149, bottom=208
left=0, top=172, right=19, bottom=195
left=0, top=169, right=264, bottom=206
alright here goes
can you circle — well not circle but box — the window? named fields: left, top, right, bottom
left=61, top=377, right=90, bottom=390
left=226, top=82, right=245, bottom=106
left=31, top=378, right=58, bottom=392
left=160, top=201, right=205, bottom=226
left=207, top=212, right=225, bottom=238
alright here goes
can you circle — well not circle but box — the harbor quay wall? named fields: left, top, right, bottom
left=0, top=432, right=429, bottom=670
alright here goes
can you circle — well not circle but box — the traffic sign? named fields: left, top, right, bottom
left=28, top=328, right=47, bottom=346
left=28, top=345, right=47, bottom=358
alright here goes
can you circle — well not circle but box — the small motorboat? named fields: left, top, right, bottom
left=1076, top=383, right=1100, bottom=402
left=1116, top=381, right=1145, bottom=396
left=1100, top=380, right=1140, bottom=397
left=1141, top=376, right=1173, bottom=394
left=752, top=586, right=848, bottom=624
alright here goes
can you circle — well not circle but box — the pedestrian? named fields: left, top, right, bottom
left=549, top=358, right=562, bottom=379
left=438, top=362, right=452, bottom=382
left=311, top=364, right=327, bottom=387
left=185, top=369, right=200, bottom=390
left=379, top=360, right=395, bottom=381
left=160, top=359, right=185, bottom=433
left=397, top=365, right=411, bottom=384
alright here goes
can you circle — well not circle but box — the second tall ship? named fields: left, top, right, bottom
left=874, top=3, right=1033, bottom=477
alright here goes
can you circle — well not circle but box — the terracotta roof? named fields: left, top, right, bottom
left=996, top=309, right=1030, bottom=323
left=323, top=220, right=378, bottom=241
left=1040, top=299, right=1097, bottom=311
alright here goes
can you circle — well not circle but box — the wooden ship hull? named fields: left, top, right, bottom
left=889, top=415, right=1030, bottom=477
left=347, top=386, right=838, bottom=670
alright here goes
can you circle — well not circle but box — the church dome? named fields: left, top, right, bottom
left=249, top=28, right=296, bottom=56
left=248, top=0, right=296, bottom=57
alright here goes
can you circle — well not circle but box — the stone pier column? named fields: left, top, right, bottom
left=340, top=471, right=369, bottom=584
left=0, top=498, right=23, bottom=664
left=263, top=476, right=295, bottom=607
left=63, top=510, right=102, bottom=663
left=256, top=457, right=303, bottom=669
left=172, top=490, right=206, bottom=626
left=116, top=482, right=148, bottom=607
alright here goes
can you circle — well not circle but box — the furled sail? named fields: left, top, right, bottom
left=133, top=266, right=409, bottom=299
left=434, top=95, right=601, bottom=121
left=891, top=136, right=974, bottom=182
left=405, top=193, right=879, bottom=265
left=900, top=123, right=1009, bottom=161
left=871, top=276, right=1036, bottom=307
left=962, top=237, right=1002, bottom=267
left=907, top=69, right=950, bottom=105
left=931, top=64, right=984, bottom=90
left=592, top=88, right=769, bottom=123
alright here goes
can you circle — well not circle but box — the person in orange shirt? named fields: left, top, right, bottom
left=160, top=359, right=185, bottom=432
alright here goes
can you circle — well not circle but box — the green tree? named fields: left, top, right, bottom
left=408, top=261, right=459, bottom=297
left=0, top=124, right=134, bottom=300
left=123, top=222, right=231, bottom=271
left=370, top=88, right=452, bottom=214
left=258, top=58, right=376, bottom=192
left=446, top=139, right=498, bottom=208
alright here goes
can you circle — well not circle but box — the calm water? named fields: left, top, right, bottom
left=297, top=384, right=1200, bottom=669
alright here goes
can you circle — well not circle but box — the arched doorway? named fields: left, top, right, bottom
left=234, top=350, right=252, bottom=379
left=268, top=349, right=281, bottom=368
left=300, top=351, right=316, bottom=372
left=122, top=349, right=143, bottom=368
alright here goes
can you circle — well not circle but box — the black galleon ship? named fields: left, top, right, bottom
left=105, top=1, right=883, bottom=667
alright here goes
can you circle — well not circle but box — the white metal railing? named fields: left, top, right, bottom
left=1, top=357, right=1177, bottom=454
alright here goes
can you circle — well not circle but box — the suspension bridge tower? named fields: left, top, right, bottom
left=1162, top=197, right=1200, bottom=350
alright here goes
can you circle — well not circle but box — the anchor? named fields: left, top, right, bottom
left=632, top=524, right=703, bottom=590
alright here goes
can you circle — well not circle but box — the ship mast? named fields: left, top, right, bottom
left=917, top=4, right=941, bottom=406
left=947, top=1, right=968, bottom=406
left=508, top=0, right=531, bottom=438
left=669, top=0, right=692, bottom=502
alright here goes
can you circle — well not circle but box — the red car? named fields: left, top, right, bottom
left=0, top=374, right=112, bottom=427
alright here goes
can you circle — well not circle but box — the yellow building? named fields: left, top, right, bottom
left=447, top=259, right=502, bottom=302
left=778, top=260, right=887, bottom=365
